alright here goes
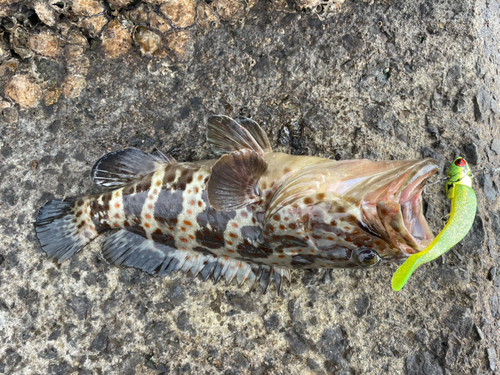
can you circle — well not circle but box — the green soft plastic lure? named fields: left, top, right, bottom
left=391, top=157, right=477, bottom=291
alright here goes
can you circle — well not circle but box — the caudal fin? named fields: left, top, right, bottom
left=35, top=198, right=98, bottom=263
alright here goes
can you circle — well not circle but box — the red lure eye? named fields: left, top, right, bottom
left=455, top=158, right=466, bottom=167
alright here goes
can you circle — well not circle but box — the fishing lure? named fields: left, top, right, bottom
left=391, top=157, right=477, bottom=291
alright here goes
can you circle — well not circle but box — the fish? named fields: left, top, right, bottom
left=35, top=115, right=438, bottom=294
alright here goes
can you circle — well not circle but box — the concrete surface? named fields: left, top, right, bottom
left=0, top=0, right=500, bottom=374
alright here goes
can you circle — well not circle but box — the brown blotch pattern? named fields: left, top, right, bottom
left=237, top=241, right=272, bottom=259
left=135, top=174, right=153, bottom=194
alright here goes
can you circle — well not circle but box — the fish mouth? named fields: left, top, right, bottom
left=397, top=164, right=437, bottom=253
left=360, top=158, right=438, bottom=256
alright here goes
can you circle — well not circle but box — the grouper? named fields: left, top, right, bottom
left=35, top=115, right=438, bottom=293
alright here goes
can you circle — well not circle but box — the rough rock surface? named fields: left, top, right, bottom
left=0, top=0, right=500, bottom=374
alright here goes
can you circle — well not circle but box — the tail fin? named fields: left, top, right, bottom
left=35, top=198, right=98, bottom=263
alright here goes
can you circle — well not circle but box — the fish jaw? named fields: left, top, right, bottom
left=360, top=158, right=438, bottom=257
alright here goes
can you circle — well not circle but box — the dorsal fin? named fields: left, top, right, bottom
left=207, top=115, right=272, bottom=155
left=233, top=116, right=272, bottom=153
left=150, top=148, right=176, bottom=163
left=207, top=149, right=268, bottom=211
left=91, top=148, right=176, bottom=188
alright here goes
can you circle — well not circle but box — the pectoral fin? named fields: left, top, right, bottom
left=207, top=149, right=267, bottom=211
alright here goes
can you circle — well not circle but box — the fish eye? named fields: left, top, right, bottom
left=455, top=158, right=466, bottom=167
left=354, top=249, right=381, bottom=268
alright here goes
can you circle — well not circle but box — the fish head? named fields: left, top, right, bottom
left=266, top=157, right=438, bottom=267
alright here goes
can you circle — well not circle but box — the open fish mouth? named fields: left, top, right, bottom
left=355, top=158, right=438, bottom=256
left=397, top=165, right=437, bottom=252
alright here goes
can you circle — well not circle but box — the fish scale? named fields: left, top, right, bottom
left=34, top=115, right=439, bottom=293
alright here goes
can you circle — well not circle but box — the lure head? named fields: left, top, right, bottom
left=446, top=157, right=473, bottom=199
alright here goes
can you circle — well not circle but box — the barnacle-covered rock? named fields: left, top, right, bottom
left=70, top=0, right=108, bottom=37
left=142, top=0, right=170, bottom=4
left=0, top=59, right=19, bottom=77
left=49, top=0, right=70, bottom=14
left=196, top=2, right=219, bottom=29
left=65, top=29, right=89, bottom=73
left=271, top=0, right=291, bottom=11
left=34, top=57, right=65, bottom=87
left=295, top=0, right=318, bottom=9
left=165, top=29, right=192, bottom=61
left=108, top=0, right=134, bottom=9
left=34, top=2, right=58, bottom=26
left=66, top=55, right=90, bottom=75
left=62, top=75, right=86, bottom=99
left=67, top=29, right=89, bottom=48
left=4, top=74, right=42, bottom=108
left=211, top=0, right=246, bottom=23
left=72, top=0, right=105, bottom=16
left=28, top=30, right=62, bottom=59
left=101, top=18, right=133, bottom=58
left=0, top=36, right=14, bottom=71
left=295, top=0, right=345, bottom=13
left=159, top=0, right=196, bottom=28
left=44, top=85, right=62, bottom=106
left=149, top=10, right=172, bottom=33
left=10, top=25, right=33, bottom=60
left=133, top=26, right=162, bottom=56
left=1, top=16, right=16, bottom=31
left=129, top=3, right=148, bottom=24
left=64, top=44, right=85, bottom=59
left=56, top=20, right=72, bottom=38
left=0, top=36, right=11, bottom=63
left=0, top=0, right=18, bottom=6
left=79, top=14, right=109, bottom=37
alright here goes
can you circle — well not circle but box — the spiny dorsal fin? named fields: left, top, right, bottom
left=207, top=115, right=272, bottom=155
left=102, top=229, right=290, bottom=294
left=91, top=148, right=176, bottom=188
left=233, top=116, right=272, bottom=153
left=150, top=148, right=176, bottom=163
left=207, top=149, right=268, bottom=211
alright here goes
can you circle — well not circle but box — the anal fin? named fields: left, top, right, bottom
left=102, top=230, right=181, bottom=275
left=92, top=148, right=176, bottom=188
left=102, top=230, right=289, bottom=294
